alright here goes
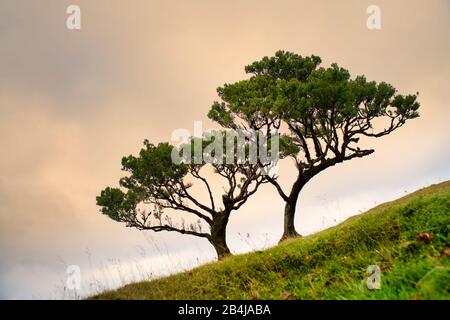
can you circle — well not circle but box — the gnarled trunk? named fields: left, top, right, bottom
left=209, top=211, right=231, bottom=259
left=279, top=200, right=301, bottom=242
left=279, top=177, right=306, bottom=242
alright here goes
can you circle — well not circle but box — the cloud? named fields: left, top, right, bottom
left=0, top=0, right=449, bottom=298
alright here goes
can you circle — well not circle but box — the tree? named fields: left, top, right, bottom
left=208, top=51, right=420, bottom=241
left=97, top=134, right=269, bottom=259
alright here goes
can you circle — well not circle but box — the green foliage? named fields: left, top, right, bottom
left=120, top=141, right=189, bottom=189
left=96, top=187, right=141, bottom=222
left=96, top=141, right=188, bottom=224
left=92, top=181, right=450, bottom=300
left=244, top=50, right=322, bottom=81
left=209, top=50, right=420, bottom=134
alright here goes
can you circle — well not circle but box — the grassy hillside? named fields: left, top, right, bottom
left=92, top=181, right=450, bottom=300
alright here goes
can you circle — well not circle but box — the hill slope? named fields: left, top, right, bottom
left=92, top=181, right=450, bottom=300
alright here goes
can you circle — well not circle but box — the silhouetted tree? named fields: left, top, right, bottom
left=97, top=134, right=269, bottom=259
left=208, top=51, right=420, bottom=241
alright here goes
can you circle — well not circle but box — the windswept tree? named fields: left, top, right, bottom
left=208, top=51, right=420, bottom=241
left=97, top=134, right=270, bottom=259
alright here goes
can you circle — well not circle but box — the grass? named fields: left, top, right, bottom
left=91, top=181, right=450, bottom=300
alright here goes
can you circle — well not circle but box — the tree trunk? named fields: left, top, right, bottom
left=279, top=177, right=306, bottom=242
left=209, top=211, right=231, bottom=259
left=279, top=200, right=301, bottom=242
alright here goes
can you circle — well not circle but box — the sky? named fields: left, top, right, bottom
left=0, top=0, right=449, bottom=299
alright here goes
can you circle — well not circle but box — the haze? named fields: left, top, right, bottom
left=0, top=0, right=449, bottom=299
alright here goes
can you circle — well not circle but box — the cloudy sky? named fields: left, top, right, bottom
left=0, top=0, right=449, bottom=299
